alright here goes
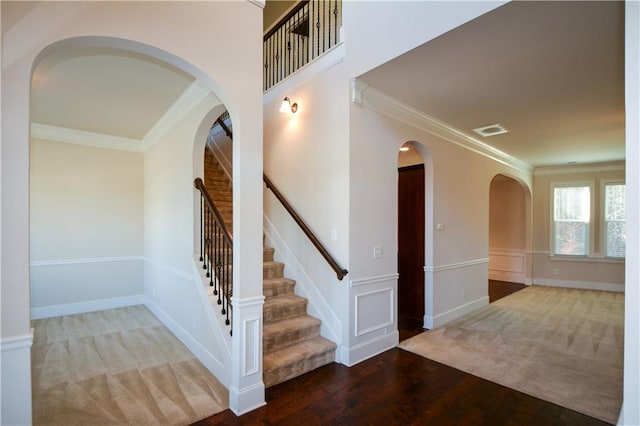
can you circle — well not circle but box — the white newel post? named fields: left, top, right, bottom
left=229, top=295, right=266, bottom=414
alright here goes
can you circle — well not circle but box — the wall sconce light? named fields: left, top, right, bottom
left=279, top=97, right=298, bottom=114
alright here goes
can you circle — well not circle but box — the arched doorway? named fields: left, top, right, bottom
left=488, top=174, right=531, bottom=301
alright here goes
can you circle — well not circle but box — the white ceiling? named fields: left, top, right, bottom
left=359, top=1, right=625, bottom=168
left=31, top=47, right=195, bottom=144
left=31, top=1, right=625, bottom=168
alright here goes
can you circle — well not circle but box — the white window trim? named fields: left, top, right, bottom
left=601, top=179, right=626, bottom=259
left=549, top=180, right=595, bottom=258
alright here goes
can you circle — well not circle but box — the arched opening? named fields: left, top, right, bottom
left=397, top=141, right=432, bottom=340
left=203, top=111, right=234, bottom=233
left=488, top=173, right=532, bottom=302
left=29, top=37, right=227, bottom=318
left=28, top=37, right=236, bottom=422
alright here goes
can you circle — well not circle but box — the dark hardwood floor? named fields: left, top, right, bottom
left=194, top=281, right=610, bottom=426
left=489, top=279, right=527, bottom=303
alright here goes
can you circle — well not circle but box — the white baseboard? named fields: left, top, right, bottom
left=533, top=278, right=624, bottom=293
left=1, top=336, right=33, bottom=425
left=340, top=331, right=398, bottom=367
left=143, top=295, right=228, bottom=388
left=425, top=296, right=489, bottom=329
left=229, top=381, right=266, bottom=416
left=30, top=294, right=144, bottom=319
left=489, top=270, right=525, bottom=284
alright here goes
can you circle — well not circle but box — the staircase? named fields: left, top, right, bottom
left=203, top=146, right=336, bottom=387
left=204, top=149, right=233, bottom=234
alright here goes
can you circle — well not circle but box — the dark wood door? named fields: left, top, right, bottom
left=398, top=164, right=425, bottom=322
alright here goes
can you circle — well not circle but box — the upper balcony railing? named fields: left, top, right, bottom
left=264, top=0, right=342, bottom=91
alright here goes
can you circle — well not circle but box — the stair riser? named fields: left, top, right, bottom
left=263, top=248, right=275, bottom=262
left=263, top=283, right=295, bottom=298
left=263, top=324, right=321, bottom=353
left=264, top=348, right=335, bottom=388
left=206, top=177, right=231, bottom=187
left=264, top=264, right=284, bottom=279
left=207, top=190, right=232, bottom=198
left=264, top=304, right=307, bottom=324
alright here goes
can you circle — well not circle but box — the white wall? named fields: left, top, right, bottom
left=532, top=163, right=625, bottom=292
left=1, top=1, right=265, bottom=421
left=30, top=139, right=144, bottom=317
left=263, top=49, right=350, bottom=360
left=262, top=1, right=514, bottom=366
left=143, top=94, right=233, bottom=386
left=350, top=88, right=532, bottom=335
left=622, top=1, right=639, bottom=424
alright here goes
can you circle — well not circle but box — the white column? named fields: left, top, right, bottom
left=229, top=295, right=266, bottom=414
left=622, top=2, right=640, bottom=425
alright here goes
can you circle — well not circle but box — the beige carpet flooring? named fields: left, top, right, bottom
left=399, top=285, right=623, bottom=424
left=32, top=305, right=228, bottom=425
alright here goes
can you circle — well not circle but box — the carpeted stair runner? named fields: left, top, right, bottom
left=261, top=247, right=336, bottom=387
left=204, top=146, right=336, bottom=388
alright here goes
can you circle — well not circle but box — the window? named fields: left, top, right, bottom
left=604, top=182, right=625, bottom=258
left=553, top=184, right=590, bottom=256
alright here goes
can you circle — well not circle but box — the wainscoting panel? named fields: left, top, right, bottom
left=30, top=257, right=144, bottom=319
left=426, top=259, right=490, bottom=329
left=1, top=332, right=33, bottom=425
left=344, top=274, right=398, bottom=366
left=354, top=287, right=394, bottom=336
left=489, top=249, right=526, bottom=283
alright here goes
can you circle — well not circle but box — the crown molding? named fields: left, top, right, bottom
left=31, top=123, right=143, bottom=152
left=31, top=81, right=215, bottom=153
left=248, top=0, right=266, bottom=9
left=533, top=161, right=625, bottom=176
left=356, top=83, right=533, bottom=174
left=350, top=78, right=368, bottom=105
left=140, top=81, right=214, bottom=150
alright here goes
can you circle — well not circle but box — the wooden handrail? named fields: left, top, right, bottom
left=194, top=177, right=233, bottom=246
left=215, top=112, right=232, bottom=139
left=264, top=174, right=348, bottom=281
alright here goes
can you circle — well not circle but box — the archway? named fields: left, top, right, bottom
left=29, top=38, right=227, bottom=316
left=4, top=4, right=265, bottom=421
left=488, top=173, right=532, bottom=301
left=28, top=36, right=236, bottom=408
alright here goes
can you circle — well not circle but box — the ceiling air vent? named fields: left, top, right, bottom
left=472, top=123, right=509, bottom=137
